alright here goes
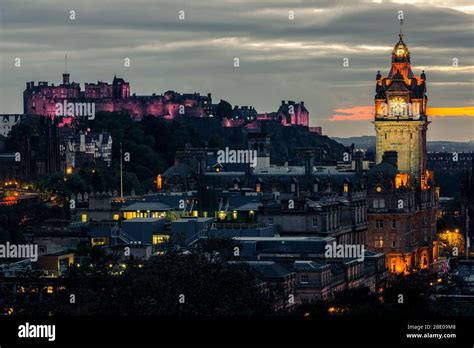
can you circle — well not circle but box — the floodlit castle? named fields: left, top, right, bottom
left=23, top=73, right=315, bottom=131
left=24, top=73, right=213, bottom=120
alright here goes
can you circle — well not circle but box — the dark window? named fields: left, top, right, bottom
left=376, top=219, right=384, bottom=228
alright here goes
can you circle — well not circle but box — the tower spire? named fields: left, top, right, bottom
left=62, top=54, right=70, bottom=85
left=399, top=16, right=404, bottom=40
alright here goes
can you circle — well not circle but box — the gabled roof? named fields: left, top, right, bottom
left=247, top=261, right=294, bottom=279
left=294, top=260, right=326, bottom=271
left=120, top=201, right=171, bottom=211
left=386, top=80, right=409, bottom=93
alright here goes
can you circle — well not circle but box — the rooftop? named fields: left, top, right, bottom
left=247, top=261, right=294, bottom=279
left=120, top=201, right=171, bottom=211
left=122, top=217, right=163, bottom=223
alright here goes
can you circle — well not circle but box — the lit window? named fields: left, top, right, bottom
left=156, top=174, right=162, bottom=190
left=375, top=237, right=383, bottom=248
left=81, top=214, right=87, bottom=223
left=249, top=210, right=255, bottom=218
left=91, top=237, right=108, bottom=247
left=113, top=214, right=119, bottom=221
left=152, top=235, right=170, bottom=245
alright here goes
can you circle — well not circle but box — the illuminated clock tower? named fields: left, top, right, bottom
left=373, top=31, right=429, bottom=184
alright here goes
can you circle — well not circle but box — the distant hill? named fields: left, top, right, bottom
left=333, top=136, right=474, bottom=152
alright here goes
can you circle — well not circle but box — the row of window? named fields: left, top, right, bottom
left=299, top=271, right=330, bottom=285
left=375, top=219, right=397, bottom=229
left=374, top=237, right=397, bottom=248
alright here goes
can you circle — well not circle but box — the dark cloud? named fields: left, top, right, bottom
left=0, top=0, right=472, bottom=140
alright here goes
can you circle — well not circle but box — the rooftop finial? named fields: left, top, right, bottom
left=64, top=53, right=68, bottom=73
left=399, top=16, right=404, bottom=41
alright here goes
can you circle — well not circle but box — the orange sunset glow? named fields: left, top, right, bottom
left=329, top=106, right=474, bottom=121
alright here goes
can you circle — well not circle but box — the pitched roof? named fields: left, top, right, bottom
left=247, top=261, right=294, bottom=279
left=120, top=201, right=171, bottom=211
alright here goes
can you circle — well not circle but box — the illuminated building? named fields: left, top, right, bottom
left=120, top=202, right=171, bottom=220
left=37, top=251, right=75, bottom=278
left=24, top=73, right=213, bottom=121
left=367, top=32, right=439, bottom=273
left=60, top=130, right=113, bottom=169
left=222, top=100, right=311, bottom=129
left=373, top=31, right=429, bottom=184
left=24, top=73, right=317, bottom=130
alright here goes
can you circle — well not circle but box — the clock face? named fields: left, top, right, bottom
left=389, top=97, right=407, bottom=116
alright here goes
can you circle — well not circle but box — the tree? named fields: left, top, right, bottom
left=216, top=100, right=233, bottom=118
left=5, top=253, right=273, bottom=316
left=44, top=172, right=90, bottom=196
left=208, top=134, right=224, bottom=148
